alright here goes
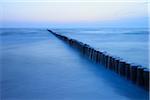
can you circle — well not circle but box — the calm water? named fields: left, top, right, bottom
left=53, top=28, right=149, bottom=68
left=0, top=28, right=149, bottom=100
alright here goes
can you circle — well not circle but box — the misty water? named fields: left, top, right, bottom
left=0, top=28, right=149, bottom=100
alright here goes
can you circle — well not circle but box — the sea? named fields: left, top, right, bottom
left=0, top=28, right=149, bottom=100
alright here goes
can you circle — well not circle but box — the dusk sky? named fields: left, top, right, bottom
left=0, top=0, right=148, bottom=28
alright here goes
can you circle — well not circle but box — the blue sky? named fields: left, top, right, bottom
left=0, top=0, right=149, bottom=28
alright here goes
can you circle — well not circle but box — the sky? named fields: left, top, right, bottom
left=0, top=0, right=149, bottom=28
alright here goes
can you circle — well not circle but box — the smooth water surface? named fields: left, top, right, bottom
left=0, top=28, right=149, bottom=100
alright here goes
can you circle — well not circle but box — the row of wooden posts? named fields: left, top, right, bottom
left=48, top=29, right=149, bottom=91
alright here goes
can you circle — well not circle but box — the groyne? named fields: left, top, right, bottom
left=47, top=29, right=149, bottom=91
